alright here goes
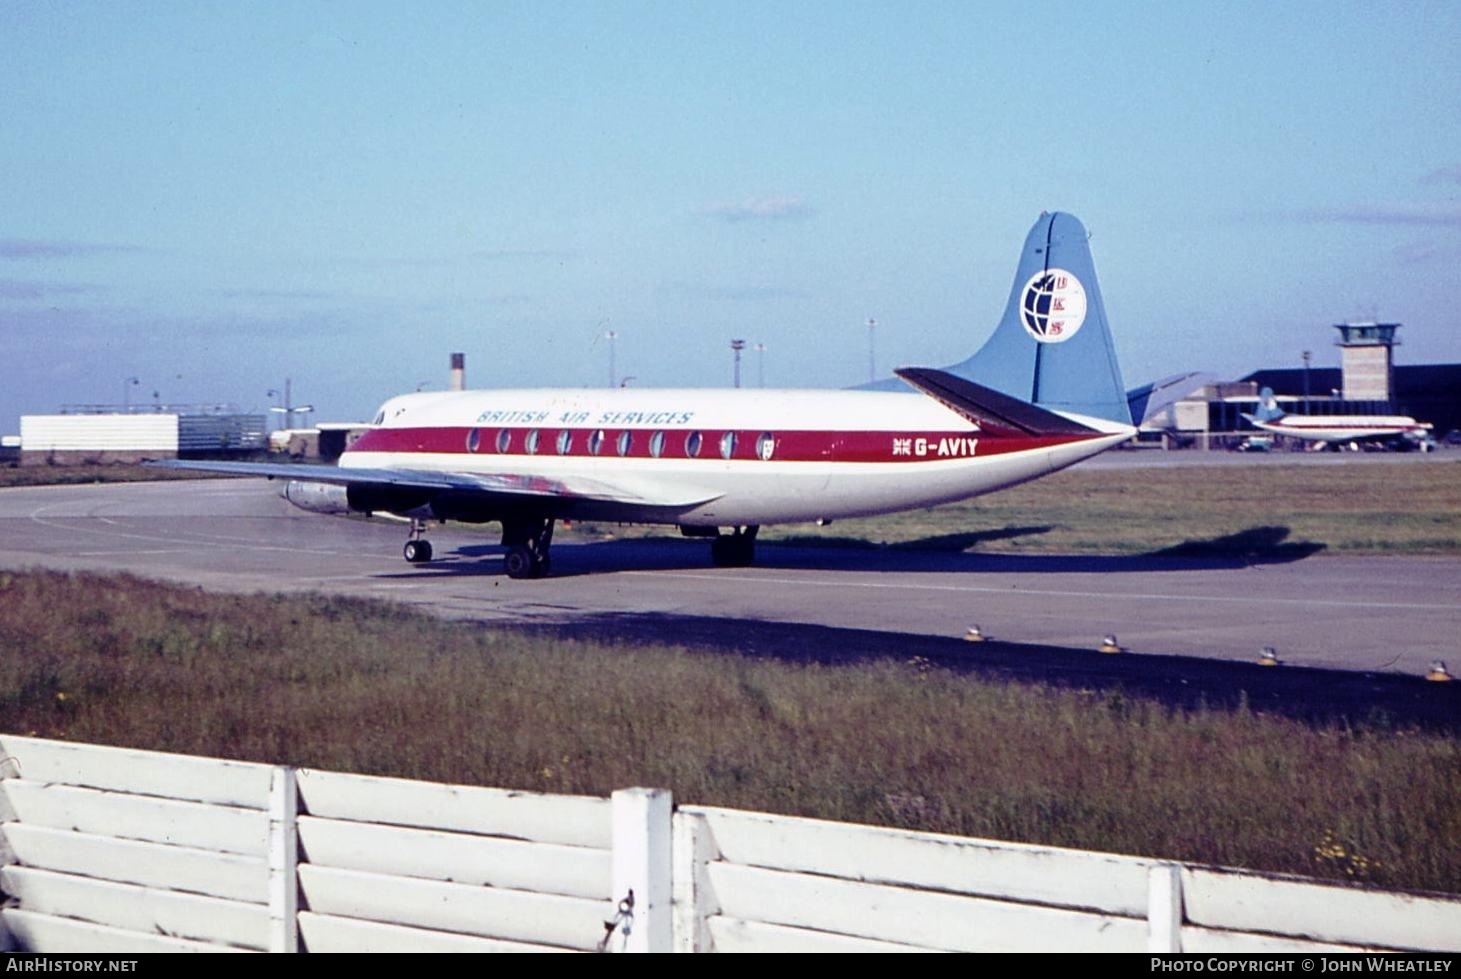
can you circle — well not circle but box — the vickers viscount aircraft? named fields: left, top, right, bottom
left=1243, top=388, right=1432, bottom=449
left=156, top=211, right=1136, bottom=578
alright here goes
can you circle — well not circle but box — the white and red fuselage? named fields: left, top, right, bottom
left=340, top=386, right=1135, bottom=528
left=1245, top=413, right=1431, bottom=446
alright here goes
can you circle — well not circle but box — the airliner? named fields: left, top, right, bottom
left=156, top=211, right=1136, bottom=578
left=1242, top=388, right=1432, bottom=449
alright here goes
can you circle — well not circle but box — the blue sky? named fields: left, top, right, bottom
left=3, top=1, right=1459, bottom=431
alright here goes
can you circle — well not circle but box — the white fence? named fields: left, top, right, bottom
left=2, top=735, right=1458, bottom=953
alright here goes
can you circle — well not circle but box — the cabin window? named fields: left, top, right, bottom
left=720, top=431, right=738, bottom=459
left=556, top=429, right=573, bottom=455
left=525, top=429, right=540, bottom=455
left=588, top=429, right=605, bottom=455
left=496, top=428, right=512, bottom=453
left=649, top=431, right=666, bottom=458
left=685, top=431, right=702, bottom=458
left=617, top=431, right=633, bottom=456
left=466, top=428, right=481, bottom=453
left=756, top=432, right=775, bottom=461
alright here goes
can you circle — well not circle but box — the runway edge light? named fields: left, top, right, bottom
left=1098, top=634, right=1126, bottom=654
left=1425, top=661, right=1452, bottom=682
left=964, top=624, right=986, bottom=642
left=1257, top=646, right=1282, bottom=667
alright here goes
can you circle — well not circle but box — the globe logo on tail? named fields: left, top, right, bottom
left=1019, top=268, right=1087, bottom=343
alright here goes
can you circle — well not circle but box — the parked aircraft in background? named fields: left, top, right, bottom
left=156, top=211, right=1135, bottom=578
left=1242, top=388, right=1432, bottom=450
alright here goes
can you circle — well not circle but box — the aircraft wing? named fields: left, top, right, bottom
left=145, top=459, right=720, bottom=508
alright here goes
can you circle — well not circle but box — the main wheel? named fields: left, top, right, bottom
left=505, top=546, right=541, bottom=579
left=404, top=540, right=433, bottom=563
left=710, top=535, right=755, bottom=568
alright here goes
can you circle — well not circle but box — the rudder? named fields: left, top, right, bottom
left=947, top=212, right=1129, bottom=424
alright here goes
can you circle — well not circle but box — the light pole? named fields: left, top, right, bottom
left=867, top=318, right=876, bottom=383
left=267, top=379, right=313, bottom=430
left=602, top=329, right=618, bottom=388
left=1301, top=350, right=1312, bottom=415
left=754, top=342, right=766, bottom=388
left=122, top=376, right=139, bottom=411
left=731, top=339, right=746, bottom=388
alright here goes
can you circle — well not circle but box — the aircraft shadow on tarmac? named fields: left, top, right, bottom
left=509, top=613, right=1461, bottom=734
left=377, top=523, right=1325, bottom=580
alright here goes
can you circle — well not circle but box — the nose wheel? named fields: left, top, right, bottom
left=403, top=519, right=434, bottom=564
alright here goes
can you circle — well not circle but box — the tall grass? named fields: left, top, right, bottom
left=2, top=569, right=1457, bottom=893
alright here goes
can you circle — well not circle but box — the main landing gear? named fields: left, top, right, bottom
left=403, top=519, right=434, bottom=563
left=710, top=525, right=758, bottom=568
left=502, top=516, right=555, bottom=580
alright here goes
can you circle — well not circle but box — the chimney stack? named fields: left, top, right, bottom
left=450, top=352, right=465, bottom=392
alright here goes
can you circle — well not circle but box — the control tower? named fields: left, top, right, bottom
left=1334, top=321, right=1399, bottom=401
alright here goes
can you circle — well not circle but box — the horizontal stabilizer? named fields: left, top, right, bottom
left=896, top=367, right=1099, bottom=437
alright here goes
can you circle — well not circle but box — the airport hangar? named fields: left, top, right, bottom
left=1137, top=321, right=1461, bottom=449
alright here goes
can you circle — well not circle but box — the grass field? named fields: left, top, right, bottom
left=573, top=456, right=1461, bottom=556
left=3, top=569, right=1457, bottom=894
left=0, top=462, right=222, bottom=488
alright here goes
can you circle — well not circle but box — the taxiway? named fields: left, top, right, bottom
left=1, top=477, right=1457, bottom=678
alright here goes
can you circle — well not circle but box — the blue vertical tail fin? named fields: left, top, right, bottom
left=947, top=211, right=1129, bottom=424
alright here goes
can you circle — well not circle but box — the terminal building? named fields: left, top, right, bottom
left=1141, top=322, right=1461, bottom=448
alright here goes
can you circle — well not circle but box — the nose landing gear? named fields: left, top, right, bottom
left=403, top=519, right=434, bottom=563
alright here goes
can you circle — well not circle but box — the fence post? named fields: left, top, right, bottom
left=267, top=766, right=299, bottom=954
left=0, top=752, right=17, bottom=950
left=672, top=810, right=719, bottom=953
left=611, top=787, right=673, bottom=953
left=1148, top=863, right=1184, bottom=953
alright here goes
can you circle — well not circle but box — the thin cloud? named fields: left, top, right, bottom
left=1393, top=239, right=1461, bottom=265
left=0, top=279, right=97, bottom=300
left=465, top=248, right=575, bottom=261
left=0, top=240, right=142, bottom=259
left=1420, top=164, right=1461, bottom=186
left=668, top=280, right=808, bottom=302
left=700, top=195, right=816, bottom=222
left=1285, top=203, right=1461, bottom=227
left=213, top=287, right=335, bottom=301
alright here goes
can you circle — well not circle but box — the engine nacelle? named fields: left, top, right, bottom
left=280, top=480, right=353, bottom=515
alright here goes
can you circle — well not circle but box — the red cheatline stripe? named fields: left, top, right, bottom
left=349, top=426, right=1097, bottom=463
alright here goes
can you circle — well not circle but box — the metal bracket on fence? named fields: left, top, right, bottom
left=597, top=889, right=635, bottom=953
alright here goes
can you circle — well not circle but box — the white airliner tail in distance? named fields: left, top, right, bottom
left=1242, top=388, right=1432, bottom=450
